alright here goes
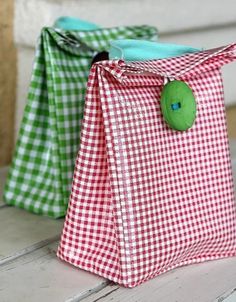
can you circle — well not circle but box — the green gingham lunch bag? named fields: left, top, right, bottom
left=4, top=25, right=158, bottom=218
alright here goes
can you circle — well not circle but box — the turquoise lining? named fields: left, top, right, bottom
left=54, top=16, right=100, bottom=31
left=109, top=39, right=201, bottom=60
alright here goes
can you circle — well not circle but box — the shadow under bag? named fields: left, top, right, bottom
left=57, top=43, right=236, bottom=287
left=3, top=25, right=157, bottom=218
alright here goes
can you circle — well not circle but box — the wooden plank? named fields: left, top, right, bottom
left=0, top=241, right=106, bottom=302
left=223, top=289, right=236, bottom=302
left=0, top=207, right=63, bottom=259
left=227, top=109, right=236, bottom=139
left=15, top=46, right=35, bottom=137
left=0, top=235, right=59, bottom=266
left=0, top=0, right=16, bottom=166
left=216, top=288, right=236, bottom=302
left=83, top=257, right=236, bottom=302
left=229, top=140, right=236, bottom=158
left=14, top=0, right=236, bottom=47
left=0, top=166, right=8, bottom=206
left=229, top=140, right=236, bottom=191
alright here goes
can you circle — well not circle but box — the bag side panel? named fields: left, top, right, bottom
left=57, top=66, right=121, bottom=283
left=4, top=26, right=158, bottom=218
left=98, top=66, right=236, bottom=287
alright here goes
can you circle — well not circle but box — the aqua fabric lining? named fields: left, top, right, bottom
left=109, top=39, right=201, bottom=60
left=54, top=16, right=100, bottom=30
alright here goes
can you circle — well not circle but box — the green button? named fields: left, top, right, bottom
left=160, top=80, right=197, bottom=131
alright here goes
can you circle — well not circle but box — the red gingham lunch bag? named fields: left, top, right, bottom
left=57, top=42, right=236, bottom=288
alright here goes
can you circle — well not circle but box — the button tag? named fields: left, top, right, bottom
left=160, top=80, right=197, bottom=131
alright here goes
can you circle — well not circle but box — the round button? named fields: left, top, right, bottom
left=160, top=80, right=197, bottom=131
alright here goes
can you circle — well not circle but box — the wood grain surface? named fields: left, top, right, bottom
left=0, top=0, right=16, bottom=166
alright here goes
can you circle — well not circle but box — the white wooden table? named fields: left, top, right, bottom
left=0, top=141, right=236, bottom=302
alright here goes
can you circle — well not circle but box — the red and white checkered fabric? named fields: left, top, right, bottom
left=57, top=43, right=236, bottom=288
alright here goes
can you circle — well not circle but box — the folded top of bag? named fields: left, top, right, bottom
left=109, top=39, right=201, bottom=61
left=44, top=26, right=158, bottom=56
left=54, top=16, right=100, bottom=30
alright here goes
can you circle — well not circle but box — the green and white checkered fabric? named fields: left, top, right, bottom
left=4, top=25, right=158, bottom=218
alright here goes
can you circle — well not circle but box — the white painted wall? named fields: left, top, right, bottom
left=14, top=0, right=236, bottom=135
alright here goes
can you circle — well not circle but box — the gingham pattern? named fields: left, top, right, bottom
left=3, top=26, right=158, bottom=218
left=57, top=43, right=236, bottom=287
